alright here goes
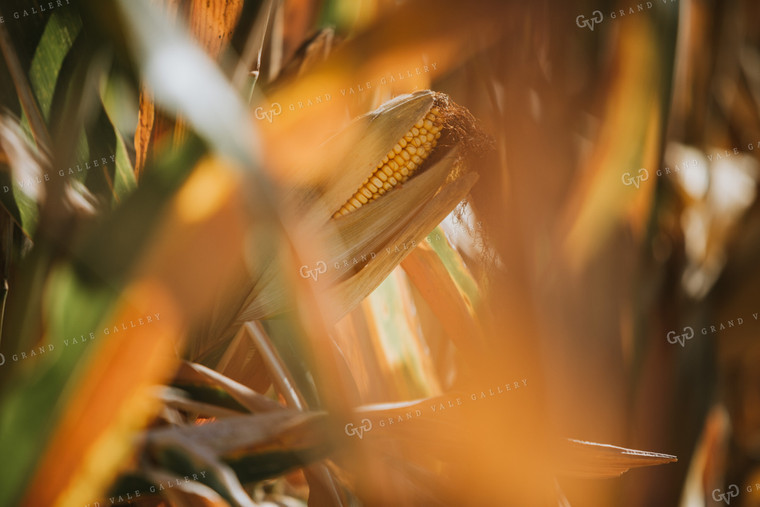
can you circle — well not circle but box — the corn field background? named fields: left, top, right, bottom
left=0, top=0, right=759, bottom=505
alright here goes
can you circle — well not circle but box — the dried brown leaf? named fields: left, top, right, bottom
left=557, top=439, right=677, bottom=479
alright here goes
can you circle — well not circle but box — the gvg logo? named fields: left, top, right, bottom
left=253, top=102, right=282, bottom=123
left=299, top=261, right=327, bottom=281
left=576, top=10, right=604, bottom=31
left=666, top=327, right=694, bottom=347
left=345, top=419, right=372, bottom=439
left=712, top=484, right=740, bottom=505
left=621, top=168, right=649, bottom=188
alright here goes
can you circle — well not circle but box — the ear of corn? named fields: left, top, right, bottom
left=333, top=107, right=443, bottom=218
left=194, top=91, right=479, bottom=351
left=313, top=91, right=437, bottom=217
left=233, top=150, right=466, bottom=323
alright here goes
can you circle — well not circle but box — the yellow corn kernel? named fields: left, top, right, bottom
left=333, top=106, right=444, bottom=218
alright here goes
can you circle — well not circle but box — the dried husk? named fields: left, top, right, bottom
left=192, top=91, right=483, bottom=360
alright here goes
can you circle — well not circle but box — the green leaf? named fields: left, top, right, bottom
left=0, top=117, right=44, bottom=237
left=100, top=74, right=137, bottom=202
left=426, top=226, right=480, bottom=309
left=28, top=10, right=82, bottom=120
left=0, top=135, right=205, bottom=505
left=0, top=10, right=85, bottom=237
left=0, top=263, right=116, bottom=507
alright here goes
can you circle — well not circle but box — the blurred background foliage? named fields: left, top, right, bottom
left=0, top=0, right=758, bottom=506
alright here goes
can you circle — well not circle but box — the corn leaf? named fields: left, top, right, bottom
left=558, top=439, right=677, bottom=478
